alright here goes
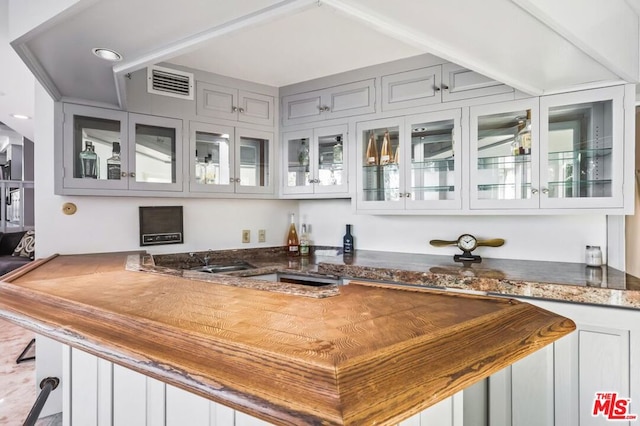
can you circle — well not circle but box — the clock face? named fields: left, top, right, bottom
left=457, top=234, right=478, bottom=252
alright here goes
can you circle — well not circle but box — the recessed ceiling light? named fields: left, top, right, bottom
left=92, top=48, right=122, bottom=62
left=10, top=114, right=30, bottom=120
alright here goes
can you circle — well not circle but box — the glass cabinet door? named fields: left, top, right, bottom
left=235, top=128, right=273, bottom=194
left=282, top=130, right=313, bottom=194
left=356, top=118, right=404, bottom=210
left=405, top=110, right=461, bottom=210
left=190, top=122, right=234, bottom=193
left=540, top=86, right=624, bottom=208
left=128, top=113, right=183, bottom=192
left=315, top=124, right=348, bottom=194
left=62, top=104, right=128, bottom=190
left=470, top=99, right=540, bottom=209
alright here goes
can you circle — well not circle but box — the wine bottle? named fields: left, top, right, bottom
left=79, top=141, right=98, bottom=179
left=298, top=139, right=309, bottom=166
left=343, top=224, right=354, bottom=255
left=365, top=132, right=378, bottom=165
left=287, top=213, right=300, bottom=256
left=106, top=142, right=121, bottom=180
left=517, top=109, right=532, bottom=155
left=300, top=223, right=310, bottom=257
left=380, top=130, right=392, bottom=165
left=194, top=150, right=206, bottom=184
left=333, top=136, right=343, bottom=164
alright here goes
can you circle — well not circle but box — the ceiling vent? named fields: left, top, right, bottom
left=147, top=65, right=194, bottom=100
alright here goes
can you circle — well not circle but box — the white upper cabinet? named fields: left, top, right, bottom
left=281, top=124, right=349, bottom=197
left=470, top=85, right=626, bottom=211
left=59, top=103, right=183, bottom=195
left=356, top=109, right=462, bottom=212
left=282, top=79, right=375, bottom=126
left=189, top=121, right=274, bottom=195
left=470, top=98, right=541, bottom=210
left=197, top=81, right=274, bottom=126
left=382, top=64, right=514, bottom=112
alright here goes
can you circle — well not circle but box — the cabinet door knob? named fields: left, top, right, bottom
left=229, top=177, right=235, bottom=183
left=399, top=193, right=404, bottom=198
left=442, top=84, right=449, bottom=91
left=542, top=188, right=549, bottom=194
left=434, top=85, right=441, bottom=92
left=232, top=106, right=238, bottom=112
left=130, top=172, right=136, bottom=178
left=405, top=193, right=411, bottom=198
left=120, top=172, right=128, bottom=178
left=235, top=178, right=241, bottom=183
left=532, top=188, right=539, bottom=194
left=238, top=107, right=245, bottom=113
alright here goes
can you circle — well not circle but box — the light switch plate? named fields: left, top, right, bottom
left=242, top=230, right=250, bottom=243
left=258, top=229, right=266, bottom=243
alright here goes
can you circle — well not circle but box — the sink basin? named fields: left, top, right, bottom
left=190, top=261, right=255, bottom=274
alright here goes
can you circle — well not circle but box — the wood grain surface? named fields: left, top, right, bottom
left=0, top=253, right=576, bottom=425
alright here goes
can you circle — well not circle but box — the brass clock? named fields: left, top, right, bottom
left=430, top=234, right=505, bottom=263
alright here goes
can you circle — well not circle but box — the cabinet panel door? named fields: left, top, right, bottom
left=382, top=66, right=441, bottom=111
left=113, top=364, right=147, bottom=425
left=441, top=64, right=513, bottom=102
left=235, top=128, right=274, bottom=194
left=404, top=109, right=462, bottom=210
left=324, top=79, right=375, bottom=119
left=539, top=85, right=624, bottom=209
left=282, top=129, right=313, bottom=195
left=469, top=98, right=540, bottom=210
left=511, top=345, right=554, bottom=426
left=70, top=349, right=99, bottom=425
left=282, top=91, right=323, bottom=125
left=166, top=384, right=212, bottom=426
left=128, top=113, right=184, bottom=192
left=238, top=90, right=274, bottom=126
left=62, top=103, right=129, bottom=190
left=314, top=124, right=349, bottom=195
left=197, top=81, right=238, bottom=122
left=189, top=121, right=236, bottom=194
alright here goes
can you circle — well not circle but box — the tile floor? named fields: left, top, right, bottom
left=0, top=318, right=61, bottom=426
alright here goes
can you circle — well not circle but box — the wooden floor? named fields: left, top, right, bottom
left=0, top=318, right=61, bottom=426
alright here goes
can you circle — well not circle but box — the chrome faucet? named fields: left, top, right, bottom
left=189, top=251, right=212, bottom=266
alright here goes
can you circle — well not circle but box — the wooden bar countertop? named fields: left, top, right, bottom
left=0, top=252, right=576, bottom=425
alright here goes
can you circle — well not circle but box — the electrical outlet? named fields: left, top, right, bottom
left=242, top=229, right=250, bottom=243
left=258, top=229, right=266, bottom=243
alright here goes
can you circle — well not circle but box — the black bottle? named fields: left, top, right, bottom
left=343, top=224, right=354, bottom=255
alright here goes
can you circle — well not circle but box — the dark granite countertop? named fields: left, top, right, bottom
left=135, top=247, right=640, bottom=309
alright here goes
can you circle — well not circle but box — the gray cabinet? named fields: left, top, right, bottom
left=197, top=81, right=274, bottom=126
left=58, top=103, right=184, bottom=195
left=381, top=64, right=513, bottom=112
left=281, top=79, right=375, bottom=126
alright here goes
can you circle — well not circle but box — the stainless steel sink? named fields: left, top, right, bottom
left=190, top=261, right=255, bottom=274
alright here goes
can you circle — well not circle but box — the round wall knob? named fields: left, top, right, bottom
left=62, top=202, right=77, bottom=216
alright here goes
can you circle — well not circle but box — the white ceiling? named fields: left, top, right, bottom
left=3, top=0, right=640, bottom=141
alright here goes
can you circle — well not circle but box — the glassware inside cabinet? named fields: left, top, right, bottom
left=317, top=134, right=343, bottom=187
left=409, top=119, right=455, bottom=201
left=72, top=115, right=121, bottom=180
left=195, top=130, right=231, bottom=186
left=286, top=137, right=311, bottom=188
left=134, top=123, right=177, bottom=183
left=546, top=100, right=612, bottom=199
left=362, top=126, right=400, bottom=201
left=476, top=109, right=532, bottom=201
left=239, top=136, right=269, bottom=187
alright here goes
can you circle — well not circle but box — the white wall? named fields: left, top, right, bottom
left=299, top=199, right=607, bottom=263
